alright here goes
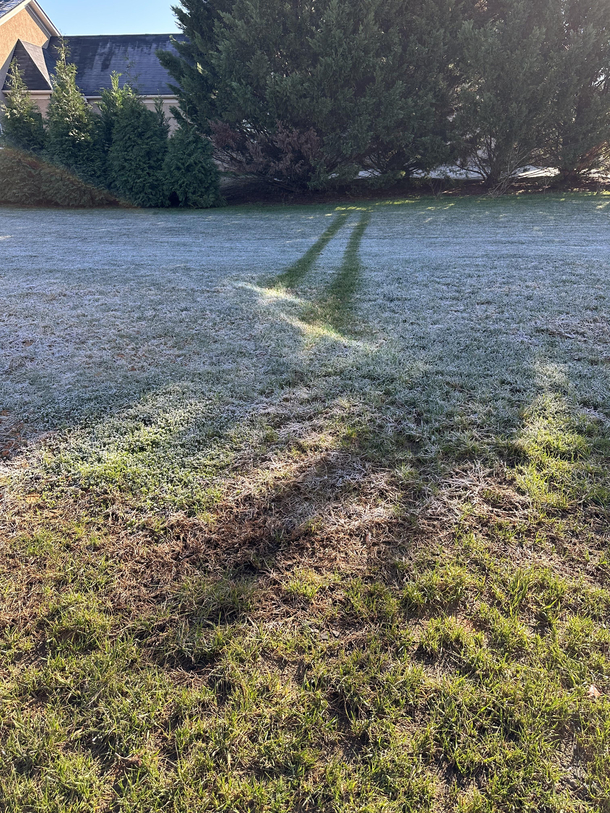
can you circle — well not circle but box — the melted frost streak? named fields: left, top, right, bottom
left=0, top=197, right=609, bottom=451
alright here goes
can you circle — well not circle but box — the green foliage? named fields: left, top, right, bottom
left=163, top=0, right=610, bottom=188
left=45, top=41, right=105, bottom=186
left=161, top=0, right=456, bottom=190
left=97, top=71, right=138, bottom=157
left=0, top=60, right=46, bottom=154
left=107, top=94, right=169, bottom=207
left=454, top=0, right=559, bottom=185
left=454, top=0, right=610, bottom=183
left=5, top=1, right=610, bottom=197
left=163, top=120, right=222, bottom=208
left=156, top=0, right=235, bottom=131
left=0, top=147, right=120, bottom=207
left=543, top=0, right=610, bottom=179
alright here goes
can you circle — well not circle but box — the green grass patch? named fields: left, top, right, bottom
left=1, top=196, right=610, bottom=811
left=271, top=211, right=351, bottom=289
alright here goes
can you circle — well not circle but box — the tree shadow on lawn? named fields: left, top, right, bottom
left=267, top=207, right=372, bottom=338
left=303, top=210, right=372, bottom=334
left=0, top=207, right=368, bottom=464
left=3, top=358, right=610, bottom=811
left=3, top=205, right=610, bottom=808
left=152, top=361, right=610, bottom=808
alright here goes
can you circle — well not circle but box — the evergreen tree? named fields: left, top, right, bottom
left=157, top=0, right=233, bottom=132
left=45, top=41, right=104, bottom=185
left=160, top=0, right=457, bottom=190
left=107, top=94, right=169, bottom=207
left=543, top=0, right=610, bottom=181
left=0, top=59, right=46, bottom=153
left=94, top=72, right=140, bottom=188
left=98, top=72, right=137, bottom=153
left=453, top=0, right=558, bottom=185
left=163, top=121, right=221, bottom=207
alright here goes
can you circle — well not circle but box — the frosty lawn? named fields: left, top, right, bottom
left=1, top=195, right=610, bottom=812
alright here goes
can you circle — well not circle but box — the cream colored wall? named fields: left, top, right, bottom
left=0, top=5, right=50, bottom=98
left=29, top=90, right=50, bottom=115
left=19, top=94, right=178, bottom=126
left=141, top=97, right=179, bottom=129
left=89, top=96, right=180, bottom=131
left=0, top=5, right=49, bottom=64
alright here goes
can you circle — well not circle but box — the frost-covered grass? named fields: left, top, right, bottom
left=1, top=195, right=610, bottom=812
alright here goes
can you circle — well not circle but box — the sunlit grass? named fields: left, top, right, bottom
left=1, top=194, right=610, bottom=811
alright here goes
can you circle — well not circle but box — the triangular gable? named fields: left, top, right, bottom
left=3, top=37, right=51, bottom=90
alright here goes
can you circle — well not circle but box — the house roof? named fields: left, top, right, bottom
left=3, top=32, right=185, bottom=97
left=43, top=34, right=185, bottom=97
left=7, top=39, right=51, bottom=89
left=0, top=0, right=25, bottom=20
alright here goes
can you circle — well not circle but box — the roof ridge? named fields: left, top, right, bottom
left=0, top=0, right=26, bottom=20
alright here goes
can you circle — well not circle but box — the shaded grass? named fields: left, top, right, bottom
left=1, top=392, right=609, bottom=812
left=1, top=197, right=610, bottom=811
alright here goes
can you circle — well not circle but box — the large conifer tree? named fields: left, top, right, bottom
left=160, top=0, right=457, bottom=189
left=543, top=0, right=610, bottom=180
left=0, top=60, right=46, bottom=153
left=453, top=0, right=558, bottom=185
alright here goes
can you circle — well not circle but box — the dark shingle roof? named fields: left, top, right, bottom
left=0, top=0, right=25, bottom=21
left=5, top=39, right=52, bottom=90
left=44, top=34, right=185, bottom=97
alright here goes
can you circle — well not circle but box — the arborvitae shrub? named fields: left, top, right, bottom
left=0, top=60, right=46, bottom=153
left=45, top=42, right=105, bottom=186
left=97, top=73, right=135, bottom=154
left=107, top=95, right=169, bottom=207
left=164, top=122, right=222, bottom=208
